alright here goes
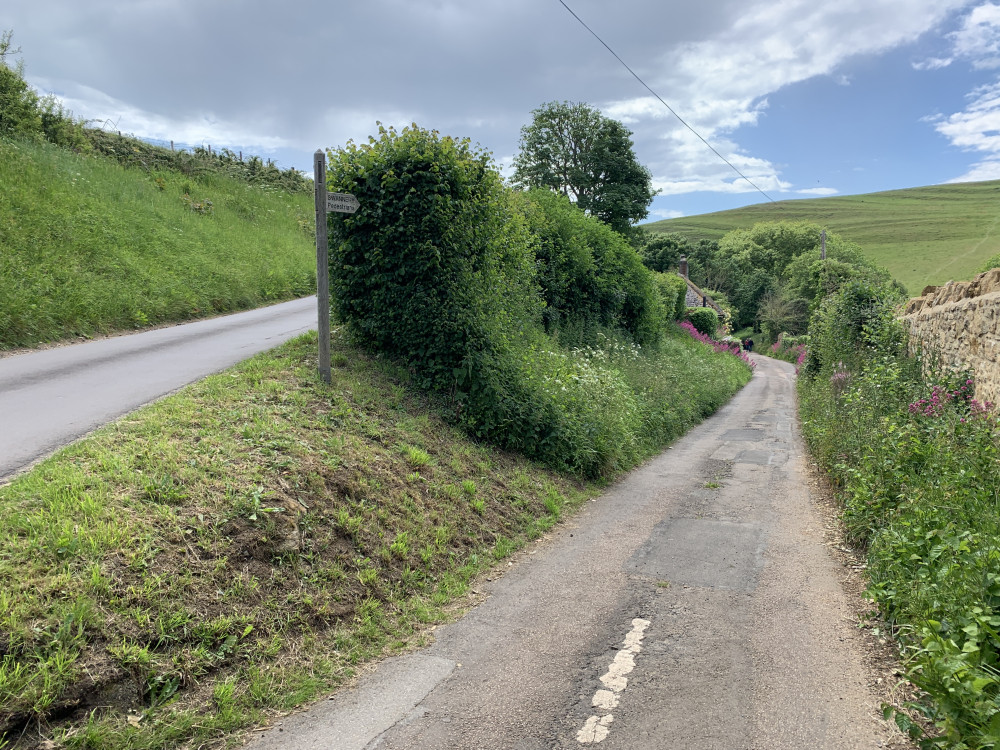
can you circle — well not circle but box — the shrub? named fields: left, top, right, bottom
left=685, top=306, right=718, bottom=337
left=803, top=278, right=906, bottom=377
left=798, top=278, right=1000, bottom=747
left=1, top=31, right=87, bottom=148
left=0, top=33, right=42, bottom=139
left=326, top=124, right=541, bottom=390
left=517, top=188, right=664, bottom=345
left=979, top=253, right=1000, bottom=273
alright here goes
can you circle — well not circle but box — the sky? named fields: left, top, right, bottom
left=6, top=0, right=1000, bottom=220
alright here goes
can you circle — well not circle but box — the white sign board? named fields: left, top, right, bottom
left=326, top=192, right=360, bottom=214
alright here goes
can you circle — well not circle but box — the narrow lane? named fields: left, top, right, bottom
left=247, top=355, right=902, bottom=750
left=0, top=296, right=317, bottom=481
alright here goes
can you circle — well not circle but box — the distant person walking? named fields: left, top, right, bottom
left=742, top=337, right=754, bottom=352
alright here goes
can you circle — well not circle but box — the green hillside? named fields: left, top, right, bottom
left=644, top=181, right=1000, bottom=294
left=0, top=137, right=316, bottom=349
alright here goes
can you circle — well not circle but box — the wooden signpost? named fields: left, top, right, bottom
left=314, top=149, right=359, bottom=384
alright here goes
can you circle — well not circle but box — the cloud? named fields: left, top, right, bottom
left=946, top=158, right=1000, bottom=180
left=798, top=187, right=840, bottom=195
left=950, top=2, right=1000, bottom=68
left=913, top=57, right=955, bottom=70
left=931, top=81, right=1000, bottom=155
left=28, top=77, right=292, bottom=150
left=5, top=0, right=977, bottom=202
left=600, top=0, right=969, bottom=195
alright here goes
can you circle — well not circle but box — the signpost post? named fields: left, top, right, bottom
left=313, top=150, right=360, bottom=384
left=314, top=150, right=332, bottom=384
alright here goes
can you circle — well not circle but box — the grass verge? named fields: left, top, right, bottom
left=0, top=326, right=749, bottom=749
left=0, top=137, right=315, bottom=350
left=800, top=353, right=1000, bottom=748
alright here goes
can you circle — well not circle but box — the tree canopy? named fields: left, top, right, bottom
left=511, top=101, right=657, bottom=235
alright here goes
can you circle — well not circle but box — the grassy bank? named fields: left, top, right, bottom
left=0, top=138, right=315, bottom=350
left=644, top=180, right=1000, bottom=295
left=0, top=325, right=749, bottom=749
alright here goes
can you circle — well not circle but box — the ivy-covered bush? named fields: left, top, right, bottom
left=686, top=306, right=719, bottom=337
left=326, top=125, right=540, bottom=389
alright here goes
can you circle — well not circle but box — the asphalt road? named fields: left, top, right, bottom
left=246, top=355, right=903, bottom=750
left=0, top=296, right=317, bottom=481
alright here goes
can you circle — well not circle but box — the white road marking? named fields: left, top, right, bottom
left=576, top=618, right=651, bottom=745
left=578, top=715, right=614, bottom=743
left=592, top=690, right=619, bottom=710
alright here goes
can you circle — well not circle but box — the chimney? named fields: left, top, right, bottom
left=679, top=255, right=688, bottom=279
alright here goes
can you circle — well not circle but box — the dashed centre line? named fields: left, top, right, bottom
left=576, top=618, right=651, bottom=744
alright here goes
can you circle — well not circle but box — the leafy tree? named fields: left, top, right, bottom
left=756, top=289, right=810, bottom=342
left=512, top=101, right=657, bottom=235
left=636, top=230, right=690, bottom=272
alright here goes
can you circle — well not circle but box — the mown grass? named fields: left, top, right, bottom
left=0, top=325, right=749, bottom=749
left=644, top=180, right=1000, bottom=295
left=0, top=137, right=315, bottom=349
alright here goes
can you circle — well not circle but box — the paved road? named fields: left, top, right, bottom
left=0, top=296, right=317, bottom=481
left=247, top=355, right=902, bottom=750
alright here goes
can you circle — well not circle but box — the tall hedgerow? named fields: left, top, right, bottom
left=516, top=188, right=664, bottom=345
left=325, top=124, right=749, bottom=478
left=326, top=124, right=541, bottom=390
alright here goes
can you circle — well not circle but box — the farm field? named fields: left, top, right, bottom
left=644, top=180, right=1000, bottom=294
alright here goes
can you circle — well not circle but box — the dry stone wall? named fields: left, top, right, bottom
left=901, top=268, right=1000, bottom=406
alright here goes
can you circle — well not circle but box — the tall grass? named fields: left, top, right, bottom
left=799, top=282, right=1000, bottom=748
left=0, top=138, right=315, bottom=348
left=463, top=325, right=752, bottom=478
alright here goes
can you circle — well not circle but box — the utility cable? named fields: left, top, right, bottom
left=556, top=0, right=776, bottom=204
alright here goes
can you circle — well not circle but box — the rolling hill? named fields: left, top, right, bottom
left=643, top=180, right=1000, bottom=295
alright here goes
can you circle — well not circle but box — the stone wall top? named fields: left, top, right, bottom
left=903, top=267, right=1000, bottom=315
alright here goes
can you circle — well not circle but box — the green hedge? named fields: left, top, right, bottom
left=686, top=307, right=718, bottom=337
left=326, top=125, right=540, bottom=390
left=324, top=124, right=751, bottom=478
left=517, top=188, right=664, bottom=345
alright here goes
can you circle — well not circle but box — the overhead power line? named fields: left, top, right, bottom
left=555, top=0, right=776, bottom=204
